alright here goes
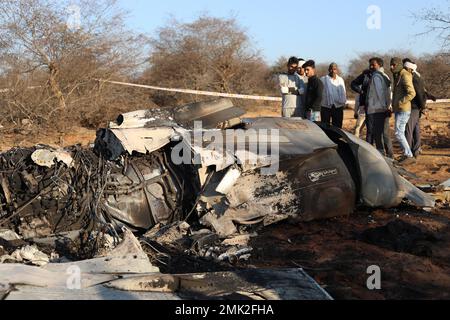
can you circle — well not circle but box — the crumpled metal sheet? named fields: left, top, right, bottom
left=190, top=142, right=236, bottom=172
left=197, top=147, right=357, bottom=237
left=394, top=173, right=436, bottom=208
left=173, top=118, right=337, bottom=173
left=171, top=269, right=333, bottom=300
left=31, top=149, right=73, bottom=168
left=43, top=229, right=160, bottom=274
left=344, top=132, right=402, bottom=207
left=1, top=245, right=49, bottom=266
left=0, top=230, right=158, bottom=293
left=110, top=109, right=176, bottom=129
left=96, top=115, right=338, bottom=176
left=174, top=98, right=246, bottom=129
left=242, top=118, right=337, bottom=156
left=101, top=99, right=246, bottom=160
left=0, top=229, right=21, bottom=241
left=109, top=127, right=177, bottom=156
left=343, top=131, right=435, bottom=208
left=322, top=126, right=435, bottom=208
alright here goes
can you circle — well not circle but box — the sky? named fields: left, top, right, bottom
left=117, top=0, right=445, bottom=69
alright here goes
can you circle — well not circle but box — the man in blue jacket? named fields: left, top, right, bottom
left=365, top=57, right=392, bottom=156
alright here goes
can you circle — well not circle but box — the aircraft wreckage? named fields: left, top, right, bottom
left=0, top=98, right=438, bottom=299
left=0, top=98, right=435, bottom=257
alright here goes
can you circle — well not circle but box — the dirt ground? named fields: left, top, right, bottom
left=246, top=103, right=450, bottom=300
left=0, top=103, right=449, bottom=300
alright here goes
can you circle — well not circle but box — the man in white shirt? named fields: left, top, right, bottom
left=278, top=57, right=305, bottom=118
left=320, top=63, right=347, bottom=128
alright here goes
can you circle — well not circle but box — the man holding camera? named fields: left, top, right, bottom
left=278, top=57, right=306, bottom=118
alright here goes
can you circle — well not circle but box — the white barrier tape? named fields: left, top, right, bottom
left=346, top=99, right=449, bottom=105
left=0, top=86, right=41, bottom=93
left=2, top=79, right=449, bottom=105
left=97, top=79, right=283, bottom=102
left=99, top=79, right=449, bottom=105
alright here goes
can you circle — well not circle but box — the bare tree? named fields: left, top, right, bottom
left=414, top=1, right=450, bottom=52
left=416, top=53, right=450, bottom=98
left=0, top=0, right=148, bottom=130
left=142, top=15, right=273, bottom=107
left=270, top=56, right=289, bottom=75
left=345, top=50, right=449, bottom=98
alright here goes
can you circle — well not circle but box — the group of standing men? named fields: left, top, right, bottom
left=278, top=57, right=346, bottom=128
left=278, top=56, right=430, bottom=164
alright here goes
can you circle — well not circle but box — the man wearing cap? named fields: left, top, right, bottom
left=390, top=57, right=416, bottom=164
left=320, top=63, right=347, bottom=128
left=278, top=57, right=304, bottom=118
left=303, top=60, right=323, bottom=122
left=403, top=59, right=427, bottom=158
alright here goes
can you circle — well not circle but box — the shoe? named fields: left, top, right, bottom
left=396, top=155, right=407, bottom=163
left=413, top=149, right=422, bottom=158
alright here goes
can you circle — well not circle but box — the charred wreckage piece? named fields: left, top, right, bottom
left=0, top=98, right=435, bottom=262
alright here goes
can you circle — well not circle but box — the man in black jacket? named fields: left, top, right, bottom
left=351, top=70, right=372, bottom=110
left=351, top=69, right=372, bottom=140
left=303, top=60, right=323, bottom=122
left=403, top=59, right=426, bottom=158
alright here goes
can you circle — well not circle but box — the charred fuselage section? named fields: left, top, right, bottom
left=0, top=98, right=435, bottom=241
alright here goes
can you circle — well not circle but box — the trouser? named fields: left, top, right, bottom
left=366, top=113, right=373, bottom=144
left=395, top=112, right=413, bottom=158
left=405, top=109, right=421, bottom=156
left=354, top=113, right=366, bottom=139
left=293, top=105, right=306, bottom=118
left=307, top=110, right=321, bottom=122
left=321, top=105, right=344, bottom=128
left=282, top=107, right=295, bottom=118
left=383, top=116, right=394, bottom=158
left=367, top=112, right=386, bottom=155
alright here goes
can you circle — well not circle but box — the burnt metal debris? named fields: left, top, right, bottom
left=0, top=98, right=435, bottom=237
left=0, top=98, right=437, bottom=299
